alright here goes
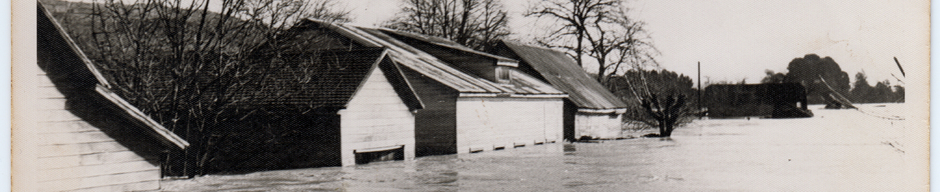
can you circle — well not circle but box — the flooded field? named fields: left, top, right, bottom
left=162, top=104, right=925, bottom=191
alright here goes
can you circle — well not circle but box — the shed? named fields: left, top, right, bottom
left=26, top=3, right=189, bottom=191
left=229, top=48, right=422, bottom=167
left=704, top=83, right=812, bottom=118
left=493, top=40, right=630, bottom=140
left=282, top=20, right=567, bottom=156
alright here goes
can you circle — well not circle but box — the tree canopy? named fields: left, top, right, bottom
left=782, top=54, right=851, bottom=105
left=760, top=55, right=904, bottom=105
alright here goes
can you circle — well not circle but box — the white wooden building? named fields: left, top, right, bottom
left=18, top=3, right=189, bottom=191
left=494, top=40, right=631, bottom=140
left=233, top=48, right=422, bottom=167
left=282, top=20, right=567, bottom=155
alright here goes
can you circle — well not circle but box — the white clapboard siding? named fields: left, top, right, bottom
left=38, top=150, right=148, bottom=169
left=455, top=97, right=563, bottom=153
left=39, top=160, right=158, bottom=182
left=340, top=67, right=416, bottom=166
left=68, top=180, right=161, bottom=192
left=34, top=71, right=162, bottom=191
left=544, top=102, right=564, bottom=143
left=39, top=169, right=161, bottom=192
left=575, top=112, right=624, bottom=139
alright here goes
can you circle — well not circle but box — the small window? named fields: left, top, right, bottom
left=496, top=66, right=511, bottom=84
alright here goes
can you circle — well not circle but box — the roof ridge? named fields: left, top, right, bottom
left=376, top=28, right=518, bottom=62
left=502, top=40, right=571, bottom=57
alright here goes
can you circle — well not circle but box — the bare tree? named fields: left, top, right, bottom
left=528, top=0, right=689, bottom=137
left=526, top=0, right=658, bottom=83
left=608, top=69, right=695, bottom=137
left=64, top=0, right=350, bottom=177
left=385, top=0, right=510, bottom=51
left=304, top=0, right=352, bottom=23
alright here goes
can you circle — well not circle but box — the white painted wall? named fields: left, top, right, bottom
left=339, top=67, right=416, bottom=166
left=455, top=97, right=563, bottom=153
left=575, top=113, right=624, bottom=139
left=34, top=67, right=162, bottom=191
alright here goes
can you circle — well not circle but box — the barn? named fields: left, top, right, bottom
left=230, top=48, right=422, bottom=168
left=493, top=40, right=630, bottom=140
left=280, top=19, right=567, bottom=156
left=704, top=83, right=813, bottom=118
left=22, top=3, right=189, bottom=191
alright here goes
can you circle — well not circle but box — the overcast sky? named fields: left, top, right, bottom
left=62, top=0, right=928, bottom=85
left=343, top=0, right=928, bottom=86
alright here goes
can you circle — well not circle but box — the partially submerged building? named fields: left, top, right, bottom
left=704, top=83, right=812, bottom=118
left=280, top=19, right=567, bottom=156
left=493, top=40, right=629, bottom=140
left=28, top=3, right=189, bottom=191
left=230, top=48, right=422, bottom=167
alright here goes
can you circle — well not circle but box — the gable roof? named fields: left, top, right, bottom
left=377, top=29, right=517, bottom=62
left=38, top=2, right=189, bottom=149
left=497, top=40, right=629, bottom=110
left=295, top=19, right=564, bottom=97
left=237, top=48, right=423, bottom=110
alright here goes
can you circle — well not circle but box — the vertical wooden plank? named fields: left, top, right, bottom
left=342, top=67, right=416, bottom=166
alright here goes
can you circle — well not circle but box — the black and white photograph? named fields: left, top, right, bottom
left=13, top=0, right=929, bottom=191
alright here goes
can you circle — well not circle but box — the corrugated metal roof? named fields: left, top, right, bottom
left=303, top=19, right=564, bottom=96
left=378, top=29, right=518, bottom=62
left=499, top=40, right=629, bottom=109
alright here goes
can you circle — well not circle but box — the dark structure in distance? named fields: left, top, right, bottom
left=704, top=83, right=813, bottom=118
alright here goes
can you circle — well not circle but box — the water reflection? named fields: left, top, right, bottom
left=563, top=143, right=576, bottom=155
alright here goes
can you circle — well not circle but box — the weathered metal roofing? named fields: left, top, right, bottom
left=303, top=19, right=564, bottom=96
left=378, top=29, right=518, bottom=62
left=38, top=2, right=189, bottom=149
left=498, top=40, right=629, bottom=109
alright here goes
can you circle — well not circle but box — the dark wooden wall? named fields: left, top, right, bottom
left=207, top=114, right=341, bottom=173
left=400, top=67, right=459, bottom=156
left=563, top=100, right=578, bottom=141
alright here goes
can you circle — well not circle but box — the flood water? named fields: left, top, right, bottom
left=162, top=104, right=925, bottom=191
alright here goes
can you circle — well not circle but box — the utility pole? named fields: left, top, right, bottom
left=698, top=61, right=702, bottom=118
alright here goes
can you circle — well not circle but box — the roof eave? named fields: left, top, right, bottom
left=459, top=92, right=568, bottom=99
left=95, top=85, right=189, bottom=150
left=577, top=108, right=629, bottom=114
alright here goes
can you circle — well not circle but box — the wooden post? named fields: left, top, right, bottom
left=697, top=61, right=702, bottom=118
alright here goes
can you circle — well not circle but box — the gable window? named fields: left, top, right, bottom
left=496, top=66, right=511, bottom=84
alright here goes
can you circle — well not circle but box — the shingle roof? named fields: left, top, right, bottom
left=300, top=19, right=564, bottom=96
left=37, top=2, right=189, bottom=149
left=498, top=40, right=629, bottom=110
left=252, top=48, right=385, bottom=107
left=238, top=48, right=422, bottom=110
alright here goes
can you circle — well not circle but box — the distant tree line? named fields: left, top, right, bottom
left=762, top=54, right=904, bottom=104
